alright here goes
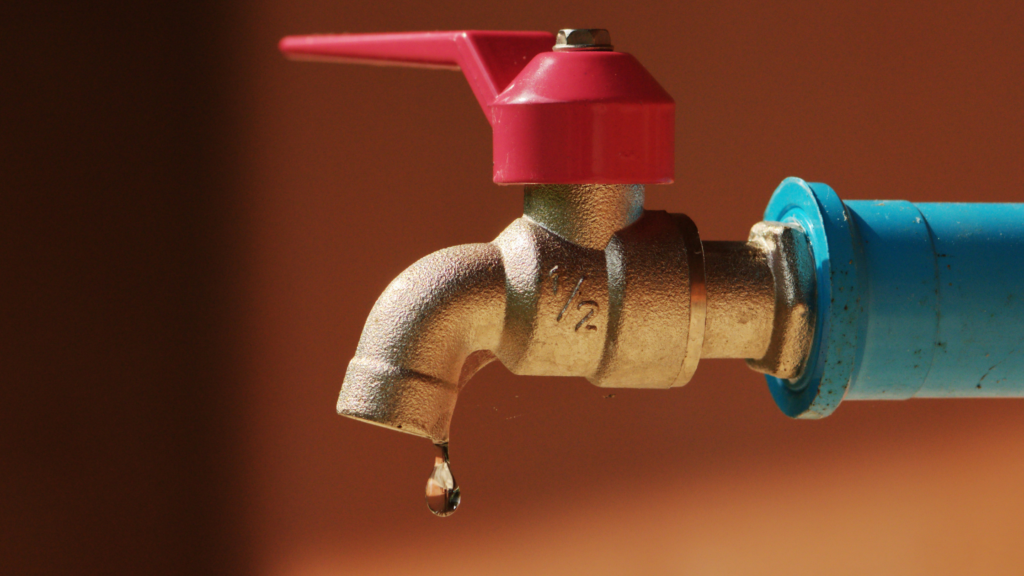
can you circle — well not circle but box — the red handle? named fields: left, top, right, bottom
left=280, top=30, right=674, bottom=185
left=279, top=31, right=555, bottom=113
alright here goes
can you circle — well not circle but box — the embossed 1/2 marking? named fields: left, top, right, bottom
left=575, top=300, right=599, bottom=332
left=557, top=276, right=585, bottom=322
left=549, top=266, right=599, bottom=332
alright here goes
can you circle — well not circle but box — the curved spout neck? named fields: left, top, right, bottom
left=337, top=243, right=506, bottom=443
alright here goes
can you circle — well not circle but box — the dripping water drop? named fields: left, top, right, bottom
left=425, top=442, right=460, bottom=517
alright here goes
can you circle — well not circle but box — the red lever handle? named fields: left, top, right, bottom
left=279, top=31, right=555, bottom=115
left=280, top=30, right=674, bottom=185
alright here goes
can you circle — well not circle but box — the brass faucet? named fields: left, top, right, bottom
left=280, top=30, right=816, bottom=445
left=339, top=182, right=814, bottom=443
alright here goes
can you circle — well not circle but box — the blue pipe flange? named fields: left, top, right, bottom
left=762, top=178, right=864, bottom=418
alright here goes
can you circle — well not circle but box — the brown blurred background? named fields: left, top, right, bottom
left=3, top=1, right=1022, bottom=575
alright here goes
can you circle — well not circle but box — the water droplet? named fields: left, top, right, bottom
left=425, top=442, right=460, bottom=517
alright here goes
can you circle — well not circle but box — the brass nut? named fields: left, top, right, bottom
left=554, top=29, right=613, bottom=51
left=745, top=222, right=817, bottom=380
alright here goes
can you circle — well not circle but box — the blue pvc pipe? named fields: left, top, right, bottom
left=762, top=178, right=1024, bottom=419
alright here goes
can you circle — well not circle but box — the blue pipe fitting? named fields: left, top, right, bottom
left=763, top=178, right=1024, bottom=419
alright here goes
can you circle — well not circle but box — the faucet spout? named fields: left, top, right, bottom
left=338, top=243, right=506, bottom=443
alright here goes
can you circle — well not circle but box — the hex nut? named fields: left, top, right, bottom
left=554, top=29, right=613, bottom=51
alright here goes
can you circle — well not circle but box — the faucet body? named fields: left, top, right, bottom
left=339, top=184, right=816, bottom=442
